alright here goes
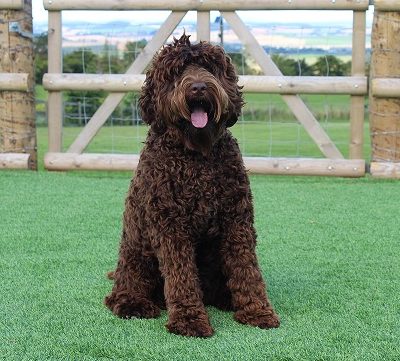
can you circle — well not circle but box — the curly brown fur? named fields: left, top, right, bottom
left=104, top=34, right=279, bottom=337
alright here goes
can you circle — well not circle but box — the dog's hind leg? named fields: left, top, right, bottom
left=104, top=231, right=161, bottom=319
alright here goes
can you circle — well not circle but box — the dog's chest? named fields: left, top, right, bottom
left=179, top=158, right=222, bottom=207
left=138, top=134, right=248, bottom=236
left=170, top=156, right=229, bottom=231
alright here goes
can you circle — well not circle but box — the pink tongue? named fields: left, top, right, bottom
left=190, top=110, right=208, bottom=128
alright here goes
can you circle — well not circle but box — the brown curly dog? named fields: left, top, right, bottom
left=104, top=34, right=280, bottom=337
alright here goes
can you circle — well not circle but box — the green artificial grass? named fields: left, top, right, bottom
left=1, top=171, right=399, bottom=360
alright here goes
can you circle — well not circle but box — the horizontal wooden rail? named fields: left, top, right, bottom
left=0, top=0, right=23, bottom=9
left=43, top=73, right=367, bottom=95
left=374, top=0, right=400, bottom=11
left=245, top=157, right=365, bottom=176
left=43, top=73, right=146, bottom=92
left=45, top=152, right=365, bottom=176
left=0, top=73, right=29, bottom=91
left=0, top=153, right=30, bottom=169
left=45, top=153, right=141, bottom=171
left=240, top=76, right=367, bottom=95
left=43, top=0, right=370, bottom=11
left=370, top=162, right=400, bottom=178
left=371, top=78, right=400, bottom=98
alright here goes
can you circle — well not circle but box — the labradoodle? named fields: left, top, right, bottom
left=104, top=34, right=280, bottom=337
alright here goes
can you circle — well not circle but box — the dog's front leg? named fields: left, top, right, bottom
left=221, top=221, right=280, bottom=329
left=153, top=234, right=214, bottom=337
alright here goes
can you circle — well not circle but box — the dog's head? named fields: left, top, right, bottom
left=139, top=34, right=244, bottom=155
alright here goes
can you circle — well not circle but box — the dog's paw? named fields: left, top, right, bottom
left=105, top=294, right=161, bottom=319
left=234, top=308, right=280, bottom=329
left=167, top=313, right=214, bottom=338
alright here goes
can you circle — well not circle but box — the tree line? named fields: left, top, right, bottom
left=229, top=52, right=352, bottom=77
left=34, top=33, right=352, bottom=82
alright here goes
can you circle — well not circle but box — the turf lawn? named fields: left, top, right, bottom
left=1, top=170, right=399, bottom=360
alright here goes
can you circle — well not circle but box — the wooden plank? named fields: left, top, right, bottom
left=245, top=157, right=365, bottom=177
left=0, top=73, right=29, bottom=91
left=43, top=73, right=146, bottom=91
left=0, top=0, right=23, bottom=9
left=372, top=78, right=400, bottom=98
left=239, top=76, right=367, bottom=95
left=374, top=0, right=400, bottom=11
left=222, top=11, right=344, bottom=159
left=197, top=11, right=210, bottom=41
left=45, top=152, right=365, bottom=176
left=43, top=73, right=367, bottom=95
left=349, top=11, right=366, bottom=160
left=47, top=11, right=63, bottom=153
left=0, top=153, right=30, bottom=169
left=67, top=11, right=187, bottom=154
left=45, top=152, right=140, bottom=171
left=370, top=162, right=400, bottom=178
left=43, top=0, right=370, bottom=11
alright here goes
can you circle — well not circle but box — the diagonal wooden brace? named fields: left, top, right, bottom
left=67, top=11, right=187, bottom=154
left=222, top=11, right=344, bottom=159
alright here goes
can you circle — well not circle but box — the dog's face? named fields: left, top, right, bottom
left=139, top=34, right=244, bottom=155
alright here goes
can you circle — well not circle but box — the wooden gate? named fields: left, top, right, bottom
left=42, top=0, right=369, bottom=176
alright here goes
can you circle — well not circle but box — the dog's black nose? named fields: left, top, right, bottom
left=191, top=82, right=207, bottom=94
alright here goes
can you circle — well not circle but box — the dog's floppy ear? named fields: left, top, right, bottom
left=222, top=55, right=244, bottom=128
left=139, top=35, right=192, bottom=133
left=138, top=68, right=156, bottom=127
left=202, top=44, right=244, bottom=128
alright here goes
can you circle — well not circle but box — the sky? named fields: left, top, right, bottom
left=32, top=2, right=373, bottom=26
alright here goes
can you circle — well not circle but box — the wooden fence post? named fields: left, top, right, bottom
left=349, top=11, right=366, bottom=160
left=47, top=10, right=63, bottom=153
left=370, top=8, right=400, bottom=177
left=0, top=0, right=37, bottom=170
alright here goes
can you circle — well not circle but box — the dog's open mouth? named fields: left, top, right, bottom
left=189, top=101, right=209, bottom=129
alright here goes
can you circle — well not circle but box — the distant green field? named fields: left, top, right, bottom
left=303, top=36, right=352, bottom=47
left=244, top=93, right=353, bottom=115
left=36, top=121, right=371, bottom=171
left=35, top=87, right=370, bottom=170
left=294, top=54, right=352, bottom=65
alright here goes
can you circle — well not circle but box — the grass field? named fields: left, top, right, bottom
left=1, top=171, right=399, bottom=360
